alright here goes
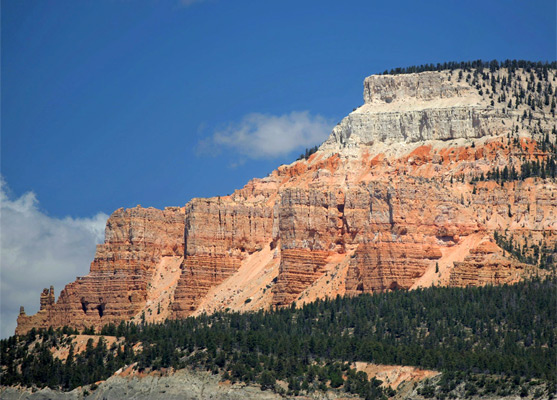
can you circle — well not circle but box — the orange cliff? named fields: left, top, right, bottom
left=16, top=66, right=557, bottom=335
left=16, top=206, right=186, bottom=334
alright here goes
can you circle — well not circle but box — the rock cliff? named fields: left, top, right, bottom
left=16, top=65, right=557, bottom=334
left=16, top=206, right=186, bottom=334
left=172, top=195, right=274, bottom=318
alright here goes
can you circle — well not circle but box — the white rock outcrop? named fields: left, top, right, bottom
left=320, top=70, right=512, bottom=156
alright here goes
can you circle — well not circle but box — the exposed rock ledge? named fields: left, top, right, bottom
left=321, top=70, right=509, bottom=157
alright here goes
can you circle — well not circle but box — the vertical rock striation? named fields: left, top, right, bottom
left=172, top=195, right=275, bottom=318
left=16, top=206, right=186, bottom=334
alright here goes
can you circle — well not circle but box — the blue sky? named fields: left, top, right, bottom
left=0, top=0, right=555, bottom=337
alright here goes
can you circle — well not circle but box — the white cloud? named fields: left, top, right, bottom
left=0, top=178, right=108, bottom=338
left=203, top=111, right=333, bottom=159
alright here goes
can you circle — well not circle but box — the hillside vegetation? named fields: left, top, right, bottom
left=2, top=278, right=555, bottom=399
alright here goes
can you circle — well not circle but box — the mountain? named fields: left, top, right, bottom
left=16, top=60, right=556, bottom=335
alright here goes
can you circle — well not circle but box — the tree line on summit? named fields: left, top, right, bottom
left=382, top=59, right=556, bottom=76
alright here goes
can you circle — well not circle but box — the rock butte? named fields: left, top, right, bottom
left=16, top=67, right=557, bottom=335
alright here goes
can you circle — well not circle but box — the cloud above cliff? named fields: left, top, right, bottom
left=200, top=111, right=334, bottom=159
left=0, top=178, right=108, bottom=339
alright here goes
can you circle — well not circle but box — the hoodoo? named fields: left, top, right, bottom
left=16, top=62, right=557, bottom=335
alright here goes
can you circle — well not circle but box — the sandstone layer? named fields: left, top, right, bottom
left=172, top=195, right=274, bottom=318
left=17, top=206, right=186, bottom=334
left=16, top=66, right=557, bottom=334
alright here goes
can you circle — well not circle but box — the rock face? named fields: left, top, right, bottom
left=363, top=72, right=468, bottom=103
left=448, top=238, right=538, bottom=287
left=172, top=196, right=274, bottom=318
left=16, top=206, right=186, bottom=334
left=321, top=70, right=513, bottom=157
left=16, top=65, right=557, bottom=335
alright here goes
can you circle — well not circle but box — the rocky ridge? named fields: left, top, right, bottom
left=16, top=64, right=557, bottom=334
